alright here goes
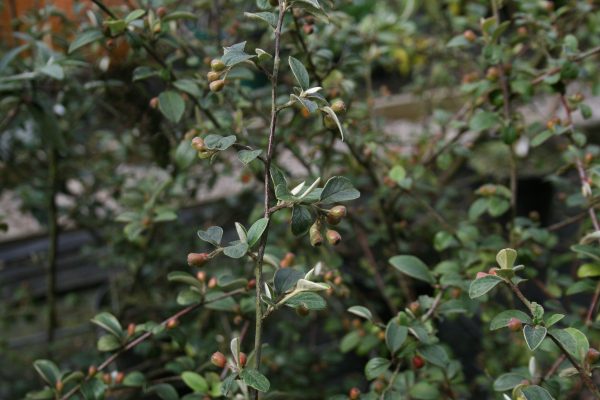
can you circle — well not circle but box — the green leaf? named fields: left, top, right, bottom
left=104, top=19, right=127, bottom=36
left=493, top=372, right=528, bottom=391
left=490, top=310, right=531, bottom=330
left=147, top=383, right=180, bottom=400
left=181, top=372, right=208, bottom=393
left=158, top=91, right=185, bottom=123
left=39, top=64, right=64, bottom=80
left=523, top=325, right=547, bottom=351
left=365, top=357, right=391, bottom=380
left=468, top=275, right=503, bottom=299
left=173, top=79, right=202, bottom=98
left=469, top=110, right=501, bottom=132
left=564, top=327, right=589, bottom=361
left=24, top=388, right=55, bottom=399
left=340, top=331, right=361, bottom=353
left=238, top=149, right=262, bottom=165
left=577, top=263, right=600, bottom=278
left=247, top=218, right=269, bottom=247
left=162, top=11, right=197, bottom=21
left=33, top=360, right=60, bottom=386
left=418, top=344, right=449, bottom=367
left=223, top=241, right=249, bottom=258
left=69, top=29, right=104, bottom=53
left=385, top=321, right=408, bottom=354
left=204, top=134, right=237, bottom=151
left=239, top=369, right=270, bottom=392
left=291, top=206, right=313, bottom=236
left=496, top=248, right=517, bottom=269
left=319, top=176, right=359, bottom=204
left=97, top=334, right=122, bottom=351
left=176, top=289, right=201, bottom=306
left=321, top=106, right=345, bottom=140
left=205, top=291, right=237, bottom=311
left=274, top=268, right=304, bottom=295
left=125, top=9, right=146, bottom=23
left=348, top=305, right=373, bottom=321
left=545, top=313, right=565, bottom=328
left=122, top=371, right=145, bottom=387
left=293, top=0, right=321, bottom=9
left=168, top=271, right=203, bottom=290
left=521, top=385, right=555, bottom=400
left=284, top=292, right=326, bottom=310
left=133, top=66, right=159, bottom=81
left=91, top=312, right=124, bottom=338
left=197, top=226, right=223, bottom=246
left=409, top=382, right=440, bottom=399
left=244, top=12, right=277, bottom=28
left=571, top=244, right=600, bottom=261
left=222, top=41, right=255, bottom=67
left=389, top=255, right=435, bottom=285
left=289, top=56, right=310, bottom=89
left=550, top=329, right=578, bottom=358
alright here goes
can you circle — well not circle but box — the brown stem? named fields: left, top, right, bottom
left=46, top=148, right=59, bottom=347
left=532, top=45, right=600, bottom=85
left=59, top=289, right=246, bottom=400
left=422, top=288, right=444, bottom=322
left=250, top=4, right=287, bottom=399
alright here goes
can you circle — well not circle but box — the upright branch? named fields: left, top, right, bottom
left=251, top=2, right=287, bottom=396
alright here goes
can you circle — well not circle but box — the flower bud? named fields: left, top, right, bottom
left=409, top=301, right=420, bottom=315
left=191, top=137, right=205, bottom=151
left=486, top=67, right=500, bottom=81
left=210, top=59, right=226, bottom=72
left=88, top=365, right=97, bottom=377
left=239, top=352, right=247, bottom=367
left=188, top=252, right=209, bottom=267
left=210, top=79, right=225, bottom=92
left=334, top=276, right=343, bottom=286
left=280, top=252, right=295, bottom=268
left=127, top=323, right=136, bottom=337
left=55, top=380, right=64, bottom=392
left=102, top=373, right=112, bottom=384
left=211, top=351, right=227, bottom=368
left=326, top=229, right=341, bottom=246
left=196, top=271, right=206, bottom=282
left=115, top=371, right=125, bottom=384
left=476, top=271, right=488, bottom=279
left=349, top=387, right=360, bottom=400
left=310, top=222, right=323, bottom=247
left=149, top=97, right=159, bottom=109
left=507, top=318, right=522, bottom=332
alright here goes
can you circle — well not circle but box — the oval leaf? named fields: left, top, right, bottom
left=389, top=255, right=435, bottom=285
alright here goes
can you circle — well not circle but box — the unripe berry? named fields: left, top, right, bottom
left=587, top=348, right=600, bottom=364
left=210, top=79, right=225, bottom=92
left=373, top=379, right=385, bottom=393
left=323, top=114, right=337, bottom=129
left=324, top=271, right=334, bottom=281
left=127, top=323, right=136, bottom=337
left=196, top=271, right=206, bottom=282
left=102, top=373, right=112, bottom=384
left=208, top=277, right=218, bottom=289
left=207, top=71, right=220, bottom=82
left=329, top=205, right=347, bottom=219
left=88, top=365, right=97, bottom=377
left=296, top=305, right=309, bottom=317
left=239, top=352, right=247, bottom=367
left=517, top=26, right=528, bottom=37
left=409, top=301, right=420, bottom=315
left=149, top=97, right=159, bottom=109
left=486, top=67, right=500, bottom=81
left=334, top=275, right=343, bottom=286
left=463, top=29, right=477, bottom=42
left=167, top=318, right=178, bottom=329
left=211, top=351, right=227, bottom=368
left=412, top=355, right=425, bottom=369
left=331, top=100, right=347, bottom=114
left=349, top=387, right=360, bottom=400
left=476, top=271, right=488, bottom=279
left=507, top=318, right=522, bottom=332
left=188, top=252, right=209, bottom=267
left=55, top=380, right=64, bottom=392
left=310, top=223, right=323, bottom=247
left=451, top=288, right=462, bottom=298
left=156, top=6, right=167, bottom=18
left=115, top=371, right=125, bottom=384
left=326, top=229, right=342, bottom=246
left=210, top=59, right=226, bottom=72
left=546, top=117, right=561, bottom=130
left=377, top=330, right=386, bottom=341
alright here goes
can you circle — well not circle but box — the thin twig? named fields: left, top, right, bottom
left=59, top=289, right=246, bottom=400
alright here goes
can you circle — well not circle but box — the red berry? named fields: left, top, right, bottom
left=167, top=318, right=178, bottom=329
left=102, top=373, right=112, bottom=384
left=463, top=29, right=477, bottom=42
left=507, top=318, right=522, bottom=332
left=349, top=387, right=360, bottom=400
left=211, top=351, right=227, bottom=368
left=239, top=352, right=247, bottom=367
left=187, top=252, right=209, bottom=267
left=115, top=371, right=125, bottom=384
left=247, top=278, right=256, bottom=290
left=412, top=355, right=425, bottom=369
